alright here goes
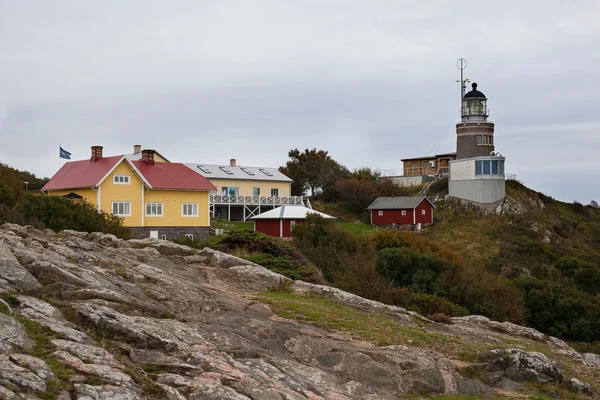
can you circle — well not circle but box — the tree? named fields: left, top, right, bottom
left=279, top=149, right=348, bottom=200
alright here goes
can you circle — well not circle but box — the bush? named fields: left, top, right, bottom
left=244, top=253, right=320, bottom=282
left=0, top=194, right=130, bottom=238
left=426, top=313, right=453, bottom=324
left=375, top=247, right=443, bottom=293
left=387, top=287, right=468, bottom=317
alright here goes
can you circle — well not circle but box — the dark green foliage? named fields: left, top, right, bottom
left=376, top=247, right=443, bottom=292
left=244, top=253, right=320, bottom=281
left=0, top=161, right=129, bottom=237
left=279, top=148, right=349, bottom=199
left=217, top=230, right=323, bottom=283
left=389, top=288, right=469, bottom=317
left=0, top=194, right=130, bottom=238
left=513, top=277, right=600, bottom=342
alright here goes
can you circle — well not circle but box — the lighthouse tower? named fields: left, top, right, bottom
left=456, top=83, right=495, bottom=159
left=448, top=79, right=506, bottom=211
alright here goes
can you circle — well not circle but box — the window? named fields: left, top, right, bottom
left=112, top=202, right=131, bottom=216
left=222, top=187, right=239, bottom=196
left=182, top=203, right=198, bottom=217
left=483, top=160, right=491, bottom=174
left=290, top=221, right=296, bottom=231
left=259, top=168, right=273, bottom=177
left=421, top=210, right=426, bottom=215
left=491, top=160, right=499, bottom=174
left=499, top=161, right=505, bottom=175
left=252, top=187, right=261, bottom=196
left=146, top=202, right=163, bottom=217
left=378, top=210, right=383, bottom=216
left=477, top=135, right=482, bottom=144
left=197, top=166, right=211, bottom=174
left=219, top=166, right=234, bottom=175
left=161, top=234, right=167, bottom=240
left=475, top=160, right=483, bottom=175
left=401, top=210, right=406, bottom=216
left=271, top=188, right=279, bottom=197
left=113, top=175, right=130, bottom=185
left=241, top=168, right=255, bottom=176
left=185, top=234, right=193, bottom=240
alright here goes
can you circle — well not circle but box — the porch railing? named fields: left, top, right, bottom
left=210, top=195, right=304, bottom=206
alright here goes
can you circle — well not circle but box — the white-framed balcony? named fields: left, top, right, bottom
left=209, top=195, right=305, bottom=221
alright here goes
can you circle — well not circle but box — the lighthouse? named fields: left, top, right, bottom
left=456, top=83, right=495, bottom=159
left=448, top=78, right=506, bottom=211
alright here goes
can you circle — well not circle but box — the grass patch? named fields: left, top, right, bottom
left=337, top=222, right=378, bottom=235
left=257, top=291, right=450, bottom=347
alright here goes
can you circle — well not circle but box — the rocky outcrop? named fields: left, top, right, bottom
left=0, top=223, right=597, bottom=399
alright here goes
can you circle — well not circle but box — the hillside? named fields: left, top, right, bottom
left=1, top=223, right=600, bottom=399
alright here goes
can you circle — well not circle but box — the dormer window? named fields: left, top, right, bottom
left=219, top=167, right=234, bottom=175
left=113, top=175, right=130, bottom=185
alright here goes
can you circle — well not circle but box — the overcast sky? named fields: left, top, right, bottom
left=1, top=1, right=599, bottom=202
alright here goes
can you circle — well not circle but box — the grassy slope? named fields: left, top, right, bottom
left=423, top=180, right=600, bottom=272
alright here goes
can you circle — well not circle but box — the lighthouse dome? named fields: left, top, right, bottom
left=464, top=82, right=486, bottom=99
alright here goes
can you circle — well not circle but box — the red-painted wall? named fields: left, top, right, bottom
left=282, top=219, right=305, bottom=237
left=255, top=219, right=306, bottom=238
left=415, top=200, right=433, bottom=224
left=371, top=209, right=414, bottom=225
left=370, top=199, right=433, bottom=225
left=254, top=220, right=280, bottom=237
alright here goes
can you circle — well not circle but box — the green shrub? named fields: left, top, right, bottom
left=375, top=247, right=443, bottom=293
left=388, top=287, right=468, bottom=317
left=244, top=253, right=320, bottom=281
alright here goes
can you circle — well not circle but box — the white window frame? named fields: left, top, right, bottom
left=113, top=175, right=130, bottom=185
left=112, top=201, right=132, bottom=217
left=161, top=234, right=167, bottom=240
left=145, top=202, right=164, bottom=217
left=378, top=210, right=383, bottom=216
left=290, top=220, right=296, bottom=231
left=270, top=188, right=279, bottom=197
left=185, top=233, right=194, bottom=240
left=421, top=209, right=426, bottom=215
left=252, top=187, right=261, bottom=196
left=181, top=203, right=199, bottom=217
left=401, top=210, right=407, bottom=216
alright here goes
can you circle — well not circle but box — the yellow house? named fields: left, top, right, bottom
left=42, top=146, right=216, bottom=241
left=186, top=159, right=304, bottom=221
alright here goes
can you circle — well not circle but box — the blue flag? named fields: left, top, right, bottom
left=59, top=147, right=72, bottom=160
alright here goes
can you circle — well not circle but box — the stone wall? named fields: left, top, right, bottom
left=130, top=226, right=210, bottom=241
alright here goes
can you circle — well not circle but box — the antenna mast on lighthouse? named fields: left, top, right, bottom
left=456, top=58, right=470, bottom=115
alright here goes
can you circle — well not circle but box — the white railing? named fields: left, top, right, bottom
left=380, top=167, right=446, bottom=178
left=505, top=173, right=518, bottom=181
left=210, top=195, right=304, bottom=206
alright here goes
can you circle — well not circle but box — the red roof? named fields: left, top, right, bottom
left=131, top=161, right=216, bottom=191
left=42, top=156, right=123, bottom=191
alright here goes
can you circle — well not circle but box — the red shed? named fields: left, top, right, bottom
left=251, top=205, right=335, bottom=238
left=367, top=196, right=434, bottom=227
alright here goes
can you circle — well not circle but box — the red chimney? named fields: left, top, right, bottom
left=142, top=149, right=155, bottom=165
left=91, top=146, right=103, bottom=162
left=230, top=158, right=237, bottom=167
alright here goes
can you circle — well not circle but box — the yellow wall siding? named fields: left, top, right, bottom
left=154, top=153, right=168, bottom=163
left=47, top=188, right=98, bottom=205
left=208, top=179, right=291, bottom=197
left=144, top=191, right=209, bottom=227
left=99, top=161, right=144, bottom=227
